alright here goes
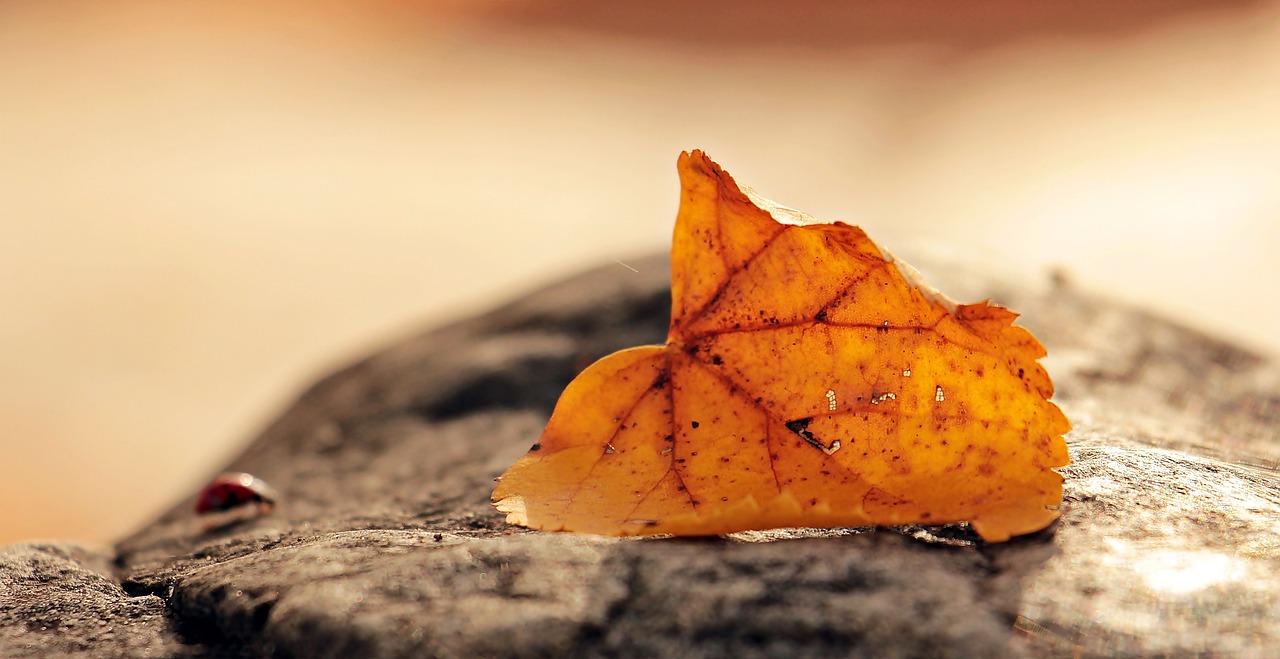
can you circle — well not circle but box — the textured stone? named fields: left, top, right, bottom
left=0, top=543, right=201, bottom=658
left=3, top=250, right=1278, bottom=658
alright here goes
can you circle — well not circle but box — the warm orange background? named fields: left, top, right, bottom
left=3, top=1, right=1278, bottom=545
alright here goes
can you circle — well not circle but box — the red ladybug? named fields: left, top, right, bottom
left=195, top=472, right=277, bottom=515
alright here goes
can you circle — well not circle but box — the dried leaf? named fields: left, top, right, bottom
left=492, top=151, right=1070, bottom=542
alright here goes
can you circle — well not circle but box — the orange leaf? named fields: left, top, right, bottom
left=492, top=151, right=1070, bottom=542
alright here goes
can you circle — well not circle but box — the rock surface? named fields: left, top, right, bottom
left=3, top=251, right=1278, bottom=658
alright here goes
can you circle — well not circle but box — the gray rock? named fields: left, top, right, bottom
left=0, top=543, right=199, bottom=658
left=3, top=250, right=1278, bottom=658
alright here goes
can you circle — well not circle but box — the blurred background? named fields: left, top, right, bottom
left=2, top=0, right=1278, bottom=546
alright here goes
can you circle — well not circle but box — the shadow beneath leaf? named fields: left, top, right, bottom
left=584, top=523, right=1060, bottom=657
